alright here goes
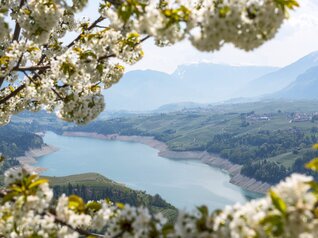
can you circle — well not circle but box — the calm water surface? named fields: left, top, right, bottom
left=36, top=132, right=249, bottom=210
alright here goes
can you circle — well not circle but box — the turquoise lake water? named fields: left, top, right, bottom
left=35, top=132, right=249, bottom=210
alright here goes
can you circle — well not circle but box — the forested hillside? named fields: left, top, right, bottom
left=0, top=124, right=44, bottom=158
left=47, top=173, right=178, bottom=222
left=0, top=124, right=45, bottom=176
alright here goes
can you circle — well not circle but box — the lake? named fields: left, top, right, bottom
left=36, top=132, right=251, bottom=211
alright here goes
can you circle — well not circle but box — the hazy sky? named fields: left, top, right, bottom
left=85, top=0, right=318, bottom=73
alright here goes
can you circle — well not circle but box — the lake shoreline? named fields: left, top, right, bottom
left=16, top=144, right=59, bottom=173
left=62, top=131, right=270, bottom=194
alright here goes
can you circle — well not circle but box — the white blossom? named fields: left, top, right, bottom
left=0, top=0, right=297, bottom=125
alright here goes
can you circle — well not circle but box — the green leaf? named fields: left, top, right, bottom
left=68, top=195, right=85, bottom=213
left=307, top=181, right=318, bottom=199
left=219, top=6, right=230, bottom=18
left=96, top=63, right=104, bottom=74
left=0, top=8, right=8, bottom=14
left=26, top=46, right=40, bottom=53
left=86, top=201, right=102, bottom=212
left=269, top=190, right=287, bottom=215
left=90, top=85, right=101, bottom=93
left=10, top=184, right=23, bottom=193
left=79, top=50, right=97, bottom=60
left=23, top=8, right=31, bottom=15
left=2, top=191, right=20, bottom=204
left=116, top=202, right=125, bottom=209
left=305, top=158, right=318, bottom=171
left=0, top=154, right=5, bottom=163
left=261, top=214, right=285, bottom=237
left=196, top=205, right=211, bottom=232
left=60, top=62, right=76, bottom=76
left=0, top=55, right=11, bottom=69
left=162, top=223, right=174, bottom=237
left=197, top=205, right=209, bottom=217
left=29, top=179, right=48, bottom=189
left=274, top=0, right=299, bottom=11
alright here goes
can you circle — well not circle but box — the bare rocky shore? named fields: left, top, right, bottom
left=63, top=131, right=270, bottom=194
left=16, top=145, right=58, bottom=173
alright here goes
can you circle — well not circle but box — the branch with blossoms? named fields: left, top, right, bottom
left=2, top=34, right=150, bottom=74
left=0, top=0, right=299, bottom=125
left=0, top=166, right=170, bottom=237
left=2, top=154, right=318, bottom=237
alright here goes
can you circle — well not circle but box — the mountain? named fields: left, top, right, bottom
left=172, top=63, right=278, bottom=102
left=104, top=64, right=278, bottom=111
left=271, top=66, right=318, bottom=100
left=154, top=102, right=208, bottom=113
left=240, top=51, right=318, bottom=97
left=0, top=124, right=44, bottom=158
left=173, top=63, right=278, bottom=83
left=104, top=70, right=180, bottom=111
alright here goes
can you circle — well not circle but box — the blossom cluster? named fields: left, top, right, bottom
left=0, top=0, right=298, bottom=125
left=1, top=165, right=318, bottom=238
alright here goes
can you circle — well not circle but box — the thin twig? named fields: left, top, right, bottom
left=28, top=70, right=65, bottom=101
left=95, top=25, right=108, bottom=29
left=140, top=35, right=151, bottom=43
left=0, top=77, right=5, bottom=89
left=12, top=0, right=26, bottom=42
left=98, top=53, right=116, bottom=62
left=98, top=35, right=150, bottom=62
left=105, top=0, right=123, bottom=6
left=13, top=65, right=51, bottom=72
left=47, top=210, right=104, bottom=238
left=67, top=16, right=105, bottom=48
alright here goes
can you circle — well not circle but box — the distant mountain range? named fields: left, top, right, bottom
left=7, top=51, right=318, bottom=113
left=104, top=64, right=278, bottom=111
left=270, top=66, right=318, bottom=100
left=154, top=102, right=208, bottom=113
left=240, top=51, right=318, bottom=97
left=105, top=50, right=318, bottom=111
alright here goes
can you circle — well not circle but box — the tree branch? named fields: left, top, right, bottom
left=12, top=0, right=26, bottom=42
left=0, top=84, right=25, bottom=105
left=23, top=70, right=65, bottom=101
left=97, top=53, right=116, bottom=62
left=0, top=77, right=5, bottom=89
left=48, top=209, right=106, bottom=238
left=12, top=23, right=21, bottom=43
left=13, top=65, right=51, bottom=72
left=105, top=0, right=123, bottom=6
left=52, top=215, right=105, bottom=238
left=67, top=16, right=105, bottom=48
left=1, top=189, right=123, bottom=238
left=66, top=0, right=125, bottom=49
left=52, top=213, right=124, bottom=238
left=140, top=35, right=151, bottom=43
left=98, top=35, right=150, bottom=62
